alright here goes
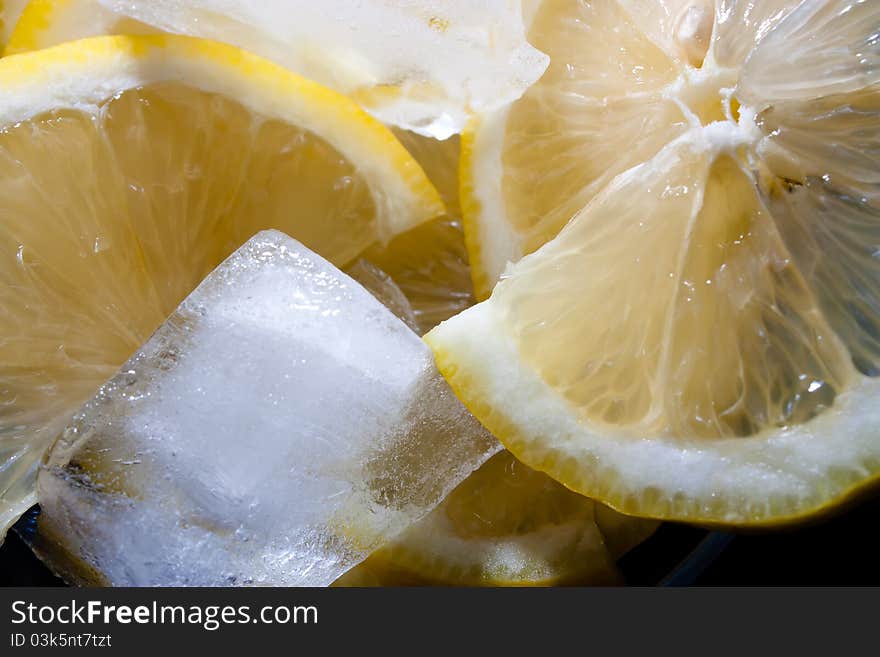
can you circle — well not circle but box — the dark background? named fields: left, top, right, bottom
left=2, top=493, right=878, bottom=586
left=620, top=491, right=880, bottom=585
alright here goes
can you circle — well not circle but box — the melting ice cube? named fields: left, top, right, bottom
left=30, top=230, right=499, bottom=586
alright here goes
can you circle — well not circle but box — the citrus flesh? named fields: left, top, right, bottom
left=0, top=35, right=444, bottom=540
left=462, top=0, right=689, bottom=298
left=6, top=0, right=476, bottom=336
left=335, top=451, right=657, bottom=586
left=429, top=0, right=880, bottom=525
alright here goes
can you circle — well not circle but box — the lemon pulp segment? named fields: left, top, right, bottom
left=336, top=451, right=656, bottom=586
left=0, top=35, right=443, bottom=538
left=430, top=0, right=880, bottom=525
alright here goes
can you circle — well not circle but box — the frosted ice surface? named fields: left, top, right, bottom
left=95, top=0, right=549, bottom=138
left=344, top=259, right=420, bottom=334
left=33, top=231, right=499, bottom=586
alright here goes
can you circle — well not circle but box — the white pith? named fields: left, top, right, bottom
left=440, top=0, right=880, bottom=523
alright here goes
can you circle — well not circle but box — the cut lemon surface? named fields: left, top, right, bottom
left=461, top=0, right=690, bottom=298
left=429, top=0, right=880, bottom=525
left=334, top=451, right=656, bottom=586
left=0, top=35, right=444, bottom=540
left=8, top=0, right=485, bottom=334
left=6, top=0, right=548, bottom=138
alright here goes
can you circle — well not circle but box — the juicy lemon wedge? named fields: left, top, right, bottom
left=335, top=451, right=657, bottom=586
left=429, top=0, right=880, bottom=526
left=461, top=0, right=689, bottom=298
left=0, top=34, right=443, bottom=540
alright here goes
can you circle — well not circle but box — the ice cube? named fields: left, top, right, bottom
left=93, top=0, right=550, bottom=138
left=30, top=230, right=499, bottom=586
left=344, top=259, right=420, bottom=334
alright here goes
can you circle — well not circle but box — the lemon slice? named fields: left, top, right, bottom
left=428, top=0, right=880, bottom=526
left=0, top=34, right=444, bottom=540
left=335, top=451, right=657, bottom=586
left=6, top=1, right=487, bottom=334
left=461, top=0, right=689, bottom=298
left=460, top=0, right=858, bottom=298
left=5, top=0, right=548, bottom=138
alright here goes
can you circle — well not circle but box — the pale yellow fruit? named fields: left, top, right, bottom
left=7, top=0, right=478, bottom=334
left=334, top=451, right=657, bottom=586
left=0, top=35, right=444, bottom=540
left=430, top=0, right=880, bottom=526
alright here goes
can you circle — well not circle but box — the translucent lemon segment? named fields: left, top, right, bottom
left=737, top=0, right=880, bottom=104
left=463, top=0, right=688, bottom=298
left=436, top=0, right=880, bottom=525
left=765, top=174, right=880, bottom=378
left=664, top=155, right=850, bottom=436
left=0, top=36, right=443, bottom=540
left=498, top=141, right=852, bottom=437
left=428, top=132, right=877, bottom=524
left=615, top=0, right=712, bottom=65
left=710, top=0, right=801, bottom=68
left=335, top=451, right=657, bottom=586
left=0, top=82, right=381, bottom=371
left=364, top=217, right=475, bottom=335
left=500, top=143, right=710, bottom=427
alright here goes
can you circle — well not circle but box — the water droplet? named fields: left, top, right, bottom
left=333, top=175, right=354, bottom=191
